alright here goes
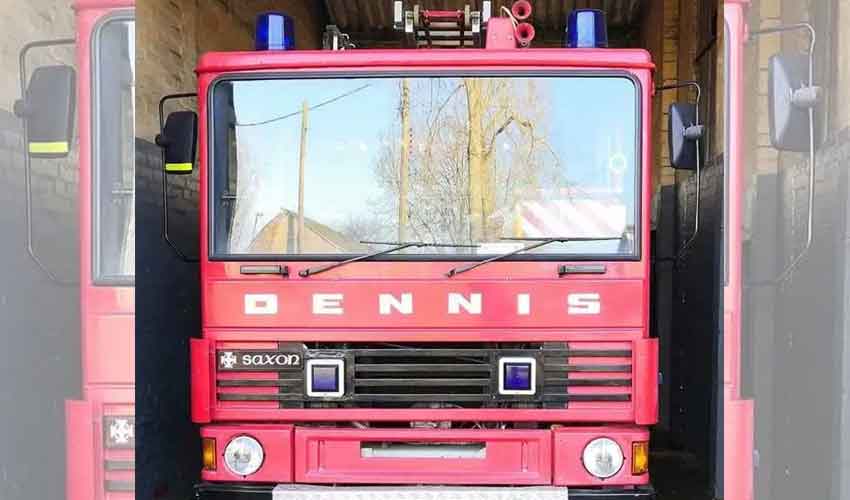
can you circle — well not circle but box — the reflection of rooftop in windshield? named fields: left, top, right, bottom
left=213, top=74, right=638, bottom=257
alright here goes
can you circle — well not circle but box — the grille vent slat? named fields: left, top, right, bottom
left=355, top=363, right=491, bottom=373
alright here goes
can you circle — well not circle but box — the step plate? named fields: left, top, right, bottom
left=273, top=485, right=568, bottom=500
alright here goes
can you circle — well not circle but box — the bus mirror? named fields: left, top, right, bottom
left=668, top=103, right=703, bottom=170
left=768, top=53, right=820, bottom=152
left=14, top=65, right=76, bottom=159
left=156, top=110, right=197, bottom=175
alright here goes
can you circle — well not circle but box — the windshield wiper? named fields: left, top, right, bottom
left=445, top=236, right=623, bottom=277
left=299, top=240, right=479, bottom=277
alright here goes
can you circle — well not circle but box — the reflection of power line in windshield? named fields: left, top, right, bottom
left=235, top=84, right=371, bottom=127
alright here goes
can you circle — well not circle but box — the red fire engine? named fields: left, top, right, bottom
left=724, top=1, right=822, bottom=500
left=157, top=4, right=706, bottom=499
left=15, top=1, right=136, bottom=498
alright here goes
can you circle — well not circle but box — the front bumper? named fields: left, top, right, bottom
left=195, top=483, right=656, bottom=500
left=201, top=426, right=649, bottom=486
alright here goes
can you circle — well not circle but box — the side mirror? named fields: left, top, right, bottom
left=667, top=103, right=704, bottom=170
left=768, top=53, right=820, bottom=152
left=14, top=65, right=76, bottom=158
left=156, top=110, right=198, bottom=174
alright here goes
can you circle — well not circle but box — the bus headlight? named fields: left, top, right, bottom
left=223, top=435, right=264, bottom=476
left=582, top=437, right=624, bottom=479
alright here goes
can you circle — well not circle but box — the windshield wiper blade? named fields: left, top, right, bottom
left=445, top=236, right=623, bottom=277
left=299, top=240, right=479, bottom=277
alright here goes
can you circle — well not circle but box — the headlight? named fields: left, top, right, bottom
left=223, top=436, right=264, bottom=476
left=582, top=437, right=624, bottom=479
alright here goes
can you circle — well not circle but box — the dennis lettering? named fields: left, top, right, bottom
left=243, top=292, right=602, bottom=316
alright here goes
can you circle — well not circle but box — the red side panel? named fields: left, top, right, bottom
left=66, top=400, right=96, bottom=500
left=724, top=3, right=754, bottom=500
left=552, top=426, right=650, bottom=486
left=191, top=338, right=213, bottom=423
left=633, top=337, right=659, bottom=425
left=294, top=428, right=552, bottom=485
left=725, top=391, right=754, bottom=500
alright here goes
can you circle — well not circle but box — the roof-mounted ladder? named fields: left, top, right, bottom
left=393, top=1, right=492, bottom=48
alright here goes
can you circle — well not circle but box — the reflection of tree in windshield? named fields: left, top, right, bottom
left=362, top=77, right=561, bottom=248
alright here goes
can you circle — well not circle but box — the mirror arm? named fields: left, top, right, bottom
left=656, top=81, right=703, bottom=260
left=750, top=23, right=818, bottom=283
left=18, top=38, right=77, bottom=285
left=158, top=92, right=199, bottom=263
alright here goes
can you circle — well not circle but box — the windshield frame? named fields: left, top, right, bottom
left=207, top=69, right=643, bottom=262
left=91, top=10, right=135, bottom=286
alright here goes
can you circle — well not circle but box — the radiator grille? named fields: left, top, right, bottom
left=216, top=342, right=633, bottom=410
left=102, top=413, right=135, bottom=496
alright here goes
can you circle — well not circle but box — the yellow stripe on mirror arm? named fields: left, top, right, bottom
left=28, top=141, right=69, bottom=154
left=165, top=162, right=193, bottom=172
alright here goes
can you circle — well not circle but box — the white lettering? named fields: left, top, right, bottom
left=567, top=293, right=601, bottom=315
left=379, top=293, right=413, bottom=315
left=448, top=293, right=482, bottom=314
left=313, top=293, right=344, bottom=315
left=244, top=294, right=278, bottom=315
left=517, top=293, right=531, bottom=315
left=239, top=353, right=300, bottom=367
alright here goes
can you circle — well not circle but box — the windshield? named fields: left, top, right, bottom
left=211, top=74, right=639, bottom=259
left=94, top=17, right=135, bottom=283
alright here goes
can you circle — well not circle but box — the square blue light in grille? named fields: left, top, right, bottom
left=498, top=357, right=537, bottom=395
left=306, top=359, right=345, bottom=397
left=311, top=365, right=339, bottom=393
left=504, top=363, right=532, bottom=391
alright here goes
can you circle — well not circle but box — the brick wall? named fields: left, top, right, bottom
left=0, top=0, right=74, bottom=111
left=639, top=0, right=723, bottom=236
left=0, top=5, right=79, bottom=499
left=137, top=0, right=324, bottom=141
left=0, top=0, right=77, bottom=217
left=135, top=138, right=201, bottom=500
left=740, top=1, right=850, bottom=499
left=669, top=153, right=724, bottom=487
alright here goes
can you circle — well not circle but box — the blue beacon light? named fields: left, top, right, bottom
left=566, top=9, right=608, bottom=48
left=255, top=12, right=295, bottom=51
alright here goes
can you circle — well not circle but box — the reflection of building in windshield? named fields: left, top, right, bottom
left=495, top=187, right=630, bottom=254
left=247, top=209, right=369, bottom=254
left=512, top=198, right=627, bottom=239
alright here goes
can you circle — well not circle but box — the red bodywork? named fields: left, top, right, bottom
left=66, top=1, right=135, bottom=499
left=192, top=48, right=658, bottom=487
left=724, top=2, right=754, bottom=500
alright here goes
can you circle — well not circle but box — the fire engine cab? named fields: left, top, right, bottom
left=157, top=4, right=702, bottom=499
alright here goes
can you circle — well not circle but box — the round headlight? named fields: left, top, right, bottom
left=223, top=435, right=264, bottom=476
left=582, top=437, right=624, bottom=479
